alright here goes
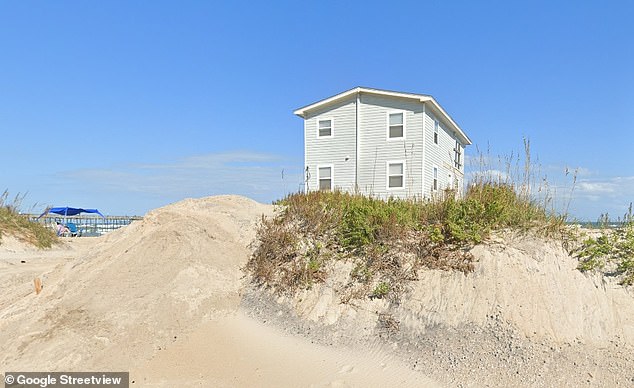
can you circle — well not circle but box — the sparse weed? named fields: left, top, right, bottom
left=371, top=281, right=391, bottom=299
left=576, top=205, right=634, bottom=285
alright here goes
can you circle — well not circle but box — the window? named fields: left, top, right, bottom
left=433, top=166, right=438, bottom=191
left=454, top=140, right=462, bottom=169
left=388, top=112, right=404, bottom=139
left=318, top=166, right=332, bottom=191
left=387, top=162, right=404, bottom=189
left=318, top=119, right=332, bottom=137
left=433, top=120, right=439, bottom=144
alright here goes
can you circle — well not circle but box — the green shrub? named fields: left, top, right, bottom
left=340, top=202, right=375, bottom=249
left=247, top=178, right=565, bottom=299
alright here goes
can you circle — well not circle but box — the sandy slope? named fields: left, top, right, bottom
left=0, top=196, right=439, bottom=387
left=403, top=234, right=634, bottom=344
left=271, top=233, right=634, bottom=345
left=249, top=231, right=634, bottom=387
left=1, top=196, right=266, bottom=371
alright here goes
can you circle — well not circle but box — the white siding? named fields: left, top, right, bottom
left=357, top=94, right=423, bottom=199
left=304, top=97, right=357, bottom=192
left=301, top=90, right=467, bottom=199
left=423, top=107, right=466, bottom=197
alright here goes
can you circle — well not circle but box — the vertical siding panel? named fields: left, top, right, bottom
left=357, top=94, right=423, bottom=199
left=423, top=109, right=467, bottom=197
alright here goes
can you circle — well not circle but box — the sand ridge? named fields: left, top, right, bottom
left=245, top=230, right=634, bottom=386
left=1, top=195, right=633, bottom=387
left=1, top=196, right=271, bottom=370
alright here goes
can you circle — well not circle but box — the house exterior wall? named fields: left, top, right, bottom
left=423, top=108, right=465, bottom=197
left=356, top=94, right=424, bottom=199
left=304, top=97, right=357, bottom=192
left=302, top=90, right=466, bottom=199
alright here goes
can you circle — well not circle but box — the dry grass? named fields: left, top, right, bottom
left=247, top=182, right=564, bottom=302
left=0, top=190, right=57, bottom=248
left=246, top=142, right=570, bottom=302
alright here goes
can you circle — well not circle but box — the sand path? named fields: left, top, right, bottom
left=133, top=311, right=436, bottom=387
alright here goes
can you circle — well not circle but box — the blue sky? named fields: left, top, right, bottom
left=1, top=1, right=632, bottom=220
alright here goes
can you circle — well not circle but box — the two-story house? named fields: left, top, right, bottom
left=294, top=87, right=471, bottom=199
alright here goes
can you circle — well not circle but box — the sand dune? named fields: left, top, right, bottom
left=279, top=233, right=634, bottom=345
left=1, top=195, right=633, bottom=387
left=0, top=196, right=438, bottom=387
left=255, top=231, right=634, bottom=386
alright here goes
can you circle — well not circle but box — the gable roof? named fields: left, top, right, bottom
left=294, top=87, right=472, bottom=145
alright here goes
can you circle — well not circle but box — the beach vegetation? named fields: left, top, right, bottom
left=247, top=141, right=570, bottom=301
left=0, top=190, right=57, bottom=248
left=576, top=205, right=634, bottom=285
left=371, top=281, right=391, bottom=299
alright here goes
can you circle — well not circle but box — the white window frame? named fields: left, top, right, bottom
left=454, top=139, right=462, bottom=169
left=432, top=165, right=439, bottom=192
left=317, top=164, right=334, bottom=191
left=386, top=160, right=406, bottom=190
left=317, top=118, right=334, bottom=138
left=433, top=119, right=439, bottom=145
left=386, top=110, right=406, bottom=140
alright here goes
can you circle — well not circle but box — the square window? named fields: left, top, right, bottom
left=318, top=166, right=332, bottom=190
left=389, top=113, right=404, bottom=138
left=389, top=176, right=403, bottom=188
left=388, top=162, right=404, bottom=188
left=318, top=120, right=332, bottom=137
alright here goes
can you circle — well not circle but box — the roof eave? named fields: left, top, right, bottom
left=294, top=87, right=472, bottom=146
left=293, top=87, right=361, bottom=117
left=426, top=98, right=472, bottom=145
left=294, top=87, right=436, bottom=117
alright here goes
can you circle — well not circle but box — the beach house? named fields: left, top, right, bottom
left=294, top=87, right=472, bottom=199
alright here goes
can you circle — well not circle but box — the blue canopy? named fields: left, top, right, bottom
left=38, top=207, right=105, bottom=219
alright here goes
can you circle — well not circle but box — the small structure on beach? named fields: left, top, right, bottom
left=294, top=87, right=471, bottom=198
left=33, top=207, right=140, bottom=236
left=37, top=207, right=106, bottom=219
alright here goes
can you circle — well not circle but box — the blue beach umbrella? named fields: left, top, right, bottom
left=37, top=207, right=106, bottom=220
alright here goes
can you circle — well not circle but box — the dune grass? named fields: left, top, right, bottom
left=247, top=140, right=572, bottom=301
left=248, top=138, right=634, bottom=299
left=0, top=190, right=57, bottom=248
left=247, top=174, right=566, bottom=301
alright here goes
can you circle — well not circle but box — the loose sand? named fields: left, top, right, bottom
left=0, top=196, right=438, bottom=387
left=245, top=231, right=634, bottom=387
left=1, top=195, right=633, bottom=387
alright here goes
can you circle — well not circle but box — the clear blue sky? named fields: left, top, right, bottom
left=1, top=1, right=632, bottom=220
